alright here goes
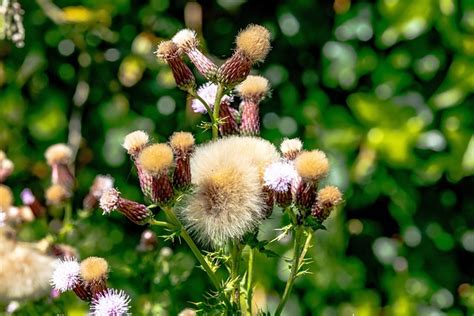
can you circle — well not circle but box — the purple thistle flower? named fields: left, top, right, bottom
left=50, top=257, right=80, bottom=293
left=263, top=161, right=298, bottom=192
left=90, top=289, right=131, bottom=316
left=191, top=82, right=233, bottom=113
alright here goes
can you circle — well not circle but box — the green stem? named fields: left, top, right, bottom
left=189, top=90, right=214, bottom=124
left=230, top=240, right=243, bottom=309
left=161, top=206, right=221, bottom=291
left=58, top=202, right=73, bottom=239
left=246, top=247, right=255, bottom=316
left=275, top=227, right=313, bottom=316
left=149, top=219, right=175, bottom=230
left=212, top=84, right=225, bottom=140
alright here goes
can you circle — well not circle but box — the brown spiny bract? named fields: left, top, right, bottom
left=0, top=184, right=13, bottom=211
left=45, top=184, right=70, bottom=205
left=138, top=144, right=174, bottom=176
left=236, top=24, right=271, bottom=63
left=294, top=150, right=329, bottom=182
left=45, top=144, right=73, bottom=166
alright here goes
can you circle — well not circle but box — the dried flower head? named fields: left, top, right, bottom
left=170, top=132, right=195, bottom=188
left=236, top=24, right=271, bottom=63
left=191, top=82, right=233, bottom=114
left=294, top=150, right=329, bottom=182
left=280, top=138, right=303, bottom=160
left=264, top=161, right=298, bottom=193
left=312, top=185, right=343, bottom=221
left=122, top=131, right=149, bottom=157
left=0, top=184, right=13, bottom=211
left=84, top=175, right=115, bottom=210
left=90, top=288, right=131, bottom=316
left=138, top=144, right=174, bottom=176
left=99, top=188, right=120, bottom=214
left=182, top=136, right=279, bottom=246
left=100, top=188, right=152, bottom=225
left=170, top=132, right=195, bottom=152
left=156, top=40, right=195, bottom=91
left=80, top=257, right=108, bottom=297
left=50, top=257, right=80, bottom=293
left=45, top=144, right=73, bottom=166
left=236, top=75, right=270, bottom=101
left=45, top=184, right=70, bottom=205
left=172, top=29, right=199, bottom=52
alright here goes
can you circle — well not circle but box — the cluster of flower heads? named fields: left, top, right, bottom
left=0, top=0, right=25, bottom=47
left=51, top=256, right=131, bottom=315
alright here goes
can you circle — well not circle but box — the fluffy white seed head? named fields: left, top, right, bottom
left=45, top=144, right=73, bottom=166
left=50, top=257, right=80, bottom=293
left=191, top=82, right=233, bottom=114
left=172, top=29, right=198, bottom=52
left=280, top=138, right=303, bottom=156
left=236, top=75, right=270, bottom=100
left=263, top=161, right=298, bottom=192
left=122, top=130, right=149, bottom=155
left=99, top=188, right=120, bottom=214
left=90, top=289, right=131, bottom=316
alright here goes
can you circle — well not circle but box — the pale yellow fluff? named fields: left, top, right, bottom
left=236, top=75, right=270, bottom=100
left=318, top=185, right=343, bottom=207
left=280, top=138, right=303, bottom=156
left=294, top=150, right=329, bottom=181
left=45, top=144, right=73, bottom=165
left=169, top=132, right=195, bottom=151
left=80, top=257, right=109, bottom=282
left=122, top=130, right=149, bottom=155
left=236, top=24, right=271, bottom=63
left=45, top=184, right=69, bottom=205
left=0, top=185, right=13, bottom=211
left=138, top=143, right=174, bottom=175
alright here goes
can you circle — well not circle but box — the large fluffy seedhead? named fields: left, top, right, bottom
left=137, top=144, right=174, bottom=176
left=170, top=132, right=195, bottom=152
left=191, top=82, right=233, bottom=114
left=80, top=257, right=108, bottom=283
left=45, top=185, right=70, bottom=205
left=99, top=188, right=120, bottom=214
left=156, top=40, right=179, bottom=60
left=236, top=24, right=271, bottom=63
left=45, top=144, right=73, bottom=166
left=236, top=75, right=270, bottom=100
left=50, top=257, right=80, bottom=293
left=263, top=161, right=298, bottom=192
left=122, top=131, right=149, bottom=156
left=294, top=150, right=329, bottom=182
left=172, top=29, right=198, bottom=52
left=90, top=289, right=131, bottom=316
left=280, top=138, right=303, bottom=160
left=0, top=185, right=13, bottom=211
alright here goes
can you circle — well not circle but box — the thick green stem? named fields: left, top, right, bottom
left=212, top=84, right=225, bottom=140
left=161, top=207, right=221, bottom=291
left=149, top=219, right=175, bottom=230
left=275, top=227, right=313, bottom=316
left=230, top=240, right=243, bottom=309
left=246, top=247, right=255, bottom=316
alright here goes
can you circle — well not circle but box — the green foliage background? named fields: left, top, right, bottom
left=1, top=0, right=474, bottom=315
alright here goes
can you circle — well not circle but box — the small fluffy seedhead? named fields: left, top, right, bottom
left=122, top=130, right=149, bottom=155
left=50, top=257, right=80, bottom=293
left=263, top=161, right=298, bottom=192
left=80, top=257, right=109, bottom=282
left=295, top=150, right=329, bottom=181
left=318, top=185, right=343, bottom=208
left=170, top=132, right=195, bottom=151
left=45, top=144, right=73, bottom=165
left=0, top=185, right=13, bottom=211
left=99, top=188, right=120, bottom=214
left=236, top=75, right=270, bottom=100
left=138, top=144, right=174, bottom=175
left=172, top=29, right=198, bottom=52
left=191, top=82, right=233, bottom=114
left=91, top=175, right=115, bottom=198
left=280, top=138, right=303, bottom=157
left=45, top=185, right=69, bottom=205
left=90, top=289, right=131, bottom=316
left=236, top=24, right=271, bottom=63
left=156, top=40, right=179, bottom=60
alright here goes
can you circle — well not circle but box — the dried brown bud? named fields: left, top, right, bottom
left=156, top=40, right=196, bottom=91
left=100, top=188, right=152, bottom=225
left=170, top=132, right=195, bottom=188
left=311, top=185, right=343, bottom=221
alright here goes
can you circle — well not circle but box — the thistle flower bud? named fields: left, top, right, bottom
left=45, top=184, right=70, bottom=206
left=122, top=130, right=149, bottom=158
left=137, top=144, right=174, bottom=204
left=293, top=150, right=329, bottom=210
left=263, top=161, right=298, bottom=207
left=156, top=40, right=196, bottom=91
left=90, top=288, right=131, bottom=316
left=21, top=188, right=45, bottom=217
left=237, top=75, right=270, bottom=136
left=83, top=175, right=115, bottom=210
left=45, top=144, right=74, bottom=190
left=172, top=29, right=218, bottom=81
left=170, top=132, right=195, bottom=188
left=216, top=24, right=271, bottom=86
left=99, top=188, right=152, bottom=225
left=280, top=138, right=303, bottom=160
left=0, top=184, right=13, bottom=211
left=311, top=186, right=343, bottom=221
left=137, top=229, right=158, bottom=252
left=80, top=257, right=109, bottom=298
left=0, top=152, right=14, bottom=182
